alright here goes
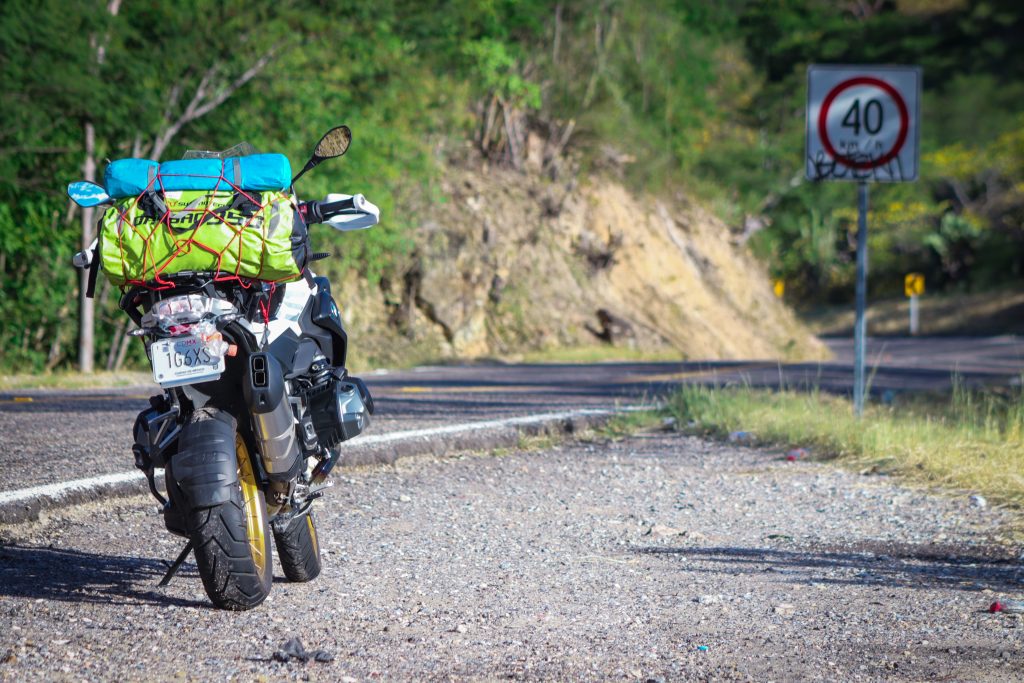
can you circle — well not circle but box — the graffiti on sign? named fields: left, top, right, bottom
left=807, top=149, right=910, bottom=182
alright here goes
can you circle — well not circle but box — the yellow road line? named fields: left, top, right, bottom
left=2, top=363, right=781, bottom=404
left=0, top=394, right=151, bottom=404
left=621, top=362, right=779, bottom=384
left=394, top=385, right=539, bottom=394
left=391, top=365, right=779, bottom=394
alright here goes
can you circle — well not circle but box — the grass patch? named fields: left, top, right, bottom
left=515, top=432, right=562, bottom=452
left=516, top=408, right=668, bottom=451
left=0, top=370, right=153, bottom=391
left=667, top=384, right=1024, bottom=508
left=598, top=409, right=668, bottom=438
left=486, top=408, right=667, bottom=458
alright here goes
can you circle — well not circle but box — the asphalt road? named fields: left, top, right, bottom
left=1, top=336, right=1023, bottom=495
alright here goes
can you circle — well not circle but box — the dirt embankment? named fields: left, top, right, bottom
left=337, top=165, right=826, bottom=367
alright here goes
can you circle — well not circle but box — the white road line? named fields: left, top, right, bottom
left=0, top=405, right=648, bottom=508
left=356, top=407, right=639, bottom=445
left=0, top=471, right=147, bottom=506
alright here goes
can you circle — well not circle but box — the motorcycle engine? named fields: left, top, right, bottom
left=305, top=368, right=373, bottom=450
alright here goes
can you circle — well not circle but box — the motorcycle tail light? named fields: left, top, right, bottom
left=141, top=294, right=237, bottom=333
left=165, top=323, right=195, bottom=337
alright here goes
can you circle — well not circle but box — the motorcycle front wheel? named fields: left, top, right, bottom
left=182, top=417, right=273, bottom=610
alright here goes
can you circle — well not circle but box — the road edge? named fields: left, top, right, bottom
left=0, top=406, right=645, bottom=525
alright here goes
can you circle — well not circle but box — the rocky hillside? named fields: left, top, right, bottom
left=334, top=164, right=827, bottom=368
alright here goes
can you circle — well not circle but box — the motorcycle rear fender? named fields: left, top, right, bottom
left=166, top=409, right=240, bottom=509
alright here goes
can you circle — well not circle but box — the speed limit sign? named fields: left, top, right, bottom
left=805, top=64, right=922, bottom=417
left=806, top=65, right=921, bottom=182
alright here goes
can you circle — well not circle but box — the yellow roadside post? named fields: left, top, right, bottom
left=905, top=273, right=924, bottom=335
left=773, top=279, right=785, bottom=298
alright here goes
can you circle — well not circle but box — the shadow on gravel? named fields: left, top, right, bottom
left=0, top=543, right=206, bottom=607
left=631, top=542, right=1023, bottom=592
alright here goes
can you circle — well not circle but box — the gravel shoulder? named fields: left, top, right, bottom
left=1, top=432, right=1022, bottom=681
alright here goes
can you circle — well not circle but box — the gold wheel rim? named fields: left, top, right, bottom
left=236, top=434, right=268, bottom=579
left=306, top=515, right=319, bottom=557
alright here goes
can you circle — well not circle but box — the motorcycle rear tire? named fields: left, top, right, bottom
left=183, top=415, right=273, bottom=610
left=273, top=512, right=322, bottom=582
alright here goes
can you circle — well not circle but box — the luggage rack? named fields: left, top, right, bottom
left=118, top=272, right=286, bottom=326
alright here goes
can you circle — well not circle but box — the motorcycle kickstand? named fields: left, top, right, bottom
left=157, top=540, right=194, bottom=588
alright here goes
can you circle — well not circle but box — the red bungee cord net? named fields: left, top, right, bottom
left=109, top=164, right=299, bottom=301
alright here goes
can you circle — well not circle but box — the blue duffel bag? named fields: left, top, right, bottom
left=104, top=153, right=292, bottom=198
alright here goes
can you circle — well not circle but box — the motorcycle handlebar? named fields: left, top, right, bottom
left=302, top=195, right=366, bottom=223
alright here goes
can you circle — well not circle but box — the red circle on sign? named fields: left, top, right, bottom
left=818, top=76, right=909, bottom=170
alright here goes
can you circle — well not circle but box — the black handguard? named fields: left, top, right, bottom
left=304, top=196, right=357, bottom=223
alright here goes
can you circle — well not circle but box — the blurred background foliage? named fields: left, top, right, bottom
left=0, top=0, right=1021, bottom=371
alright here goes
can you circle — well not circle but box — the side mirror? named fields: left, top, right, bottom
left=67, top=181, right=111, bottom=207
left=315, top=126, right=352, bottom=159
left=291, top=125, right=352, bottom=185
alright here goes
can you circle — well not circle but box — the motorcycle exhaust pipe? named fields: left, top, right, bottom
left=242, top=352, right=301, bottom=481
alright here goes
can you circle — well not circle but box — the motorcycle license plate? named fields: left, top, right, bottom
left=150, top=336, right=225, bottom=387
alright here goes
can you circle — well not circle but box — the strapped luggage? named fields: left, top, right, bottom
left=98, top=189, right=308, bottom=287
left=97, top=154, right=308, bottom=287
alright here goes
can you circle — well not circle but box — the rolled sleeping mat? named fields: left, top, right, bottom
left=104, top=154, right=293, bottom=198
left=104, top=159, right=159, bottom=199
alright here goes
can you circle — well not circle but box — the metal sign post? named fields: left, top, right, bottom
left=853, top=182, right=869, bottom=415
left=806, top=64, right=921, bottom=417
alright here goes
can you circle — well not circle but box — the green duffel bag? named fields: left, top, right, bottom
left=99, top=189, right=308, bottom=286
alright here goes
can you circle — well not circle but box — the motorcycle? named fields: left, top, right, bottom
left=68, top=127, right=377, bottom=609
